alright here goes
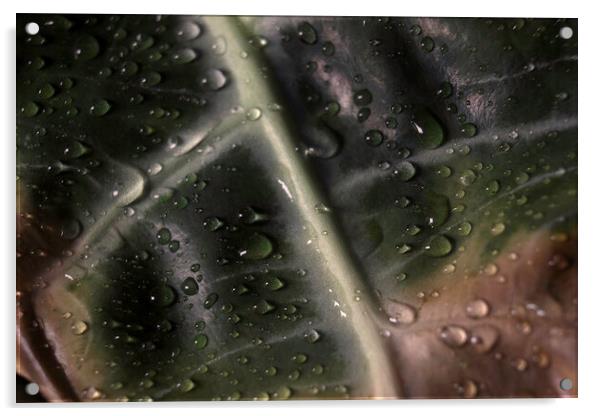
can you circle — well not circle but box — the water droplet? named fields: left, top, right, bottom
left=466, top=299, right=490, bottom=319
left=304, top=329, right=321, bottom=343
left=353, top=89, right=373, bottom=106
left=194, top=333, right=208, bottom=350
left=246, top=107, right=262, bottom=121
left=204, top=293, right=218, bottom=309
left=63, top=140, right=90, bottom=160
left=212, top=36, right=227, bottom=55
left=239, top=233, right=273, bottom=260
left=470, top=325, right=499, bottom=354
left=436, top=82, right=453, bottom=99
left=456, top=379, right=478, bottom=398
left=169, top=48, right=197, bottom=64
left=147, top=163, right=163, bottom=176
left=238, top=206, right=269, bottom=224
left=60, top=218, right=82, bottom=240
left=460, top=122, right=478, bottom=137
left=364, top=129, right=384, bottom=146
left=421, top=36, right=434, bottom=52
left=459, top=169, right=477, bottom=186
left=411, top=109, right=445, bottom=149
left=491, top=222, right=506, bottom=236
left=456, top=222, right=472, bottom=236
left=73, top=34, right=100, bottom=61
left=297, top=22, right=318, bottom=44
left=37, top=83, right=55, bottom=99
left=203, top=216, right=224, bottom=231
left=396, top=161, right=416, bottom=181
left=156, top=227, right=172, bottom=244
left=272, top=386, right=291, bottom=400
left=357, top=107, right=371, bottom=122
left=439, top=325, right=468, bottom=347
left=89, top=99, right=111, bottom=116
left=178, top=379, right=196, bottom=393
left=149, top=285, right=176, bottom=307
left=424, top=235, right=453, bottom=257
left=181, top=277, right=199, bottom=295
left=254, top=299, right=275, bottom=315
left=200, top=68, right=228, bottom=90
left=321, top=41, right=335, bottom=56
left=292, top=353, right=308, bottom=364
left=485, top=180, right=500, bottom=195
left=20, top=101, right=39, bottom=117
left=72, top=320, right=88, bottom=335
left=386, top=300, right=417, bottom=324
left=264, top=276, right=284, bottom=291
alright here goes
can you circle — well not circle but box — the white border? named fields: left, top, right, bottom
left=2, top=1, right=596, bottom=415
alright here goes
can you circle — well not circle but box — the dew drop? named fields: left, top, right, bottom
left=491, top=222, right=506, bottom=236
left=385, top=300, right=417, bottom=325
left=297, top=22, right=318, bottom=44
left=364, top=129, right=384, bottom=146
left=460, top=122, right=478, bottom=137
left=411, top=109, right=445, bottom=149
left=89, top=99, right=111, bottom=116
left=439, top=325, right=468, bottom=347
left=353, top=89, right=373, bottom=106
left=72, top=320, right=88, bottom=335
left=239, top=233, right=273, bottom=260
left=246, top=107, right=262, bottom=121
left=304, top=329, right=321, bottom=343
left=200, top=68, right=228, bottom=90
left=466, top=299, right=490, bottom=319
left=156, top=227, right=172, bottom=244
left=194, top=333, right=208, bottom=350
left=396, top=161, right=416, bottom=181
left=424, top=235, right=453, bottom=257
left=181, top=277, right=199, bottom=296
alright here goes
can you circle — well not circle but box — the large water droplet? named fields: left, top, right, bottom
left=89, top=99, right=111, bottom=116
left=181, top=277, right=199, bottom=296
left=239, top=233, right=273, bottom=260
left=466, top=299, right=490, bottom=319
left=424, top=235, right=453, bottom=257
left=297, top=22, right=318, bottom=44
left=386, top=300, right=417, bottom=324
left=411, top=109, right=445, bottom=149
left=439, top=325, right=468, bottom=347
left=200, top=68, right=228, bottom=90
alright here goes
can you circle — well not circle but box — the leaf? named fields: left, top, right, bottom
left=17, top=15, right=577, bottom=401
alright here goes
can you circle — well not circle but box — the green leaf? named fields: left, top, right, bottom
left=17, top=15, right=577, bottom=401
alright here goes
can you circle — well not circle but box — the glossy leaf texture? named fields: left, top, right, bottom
left=16, top=15, right=577, bottom=401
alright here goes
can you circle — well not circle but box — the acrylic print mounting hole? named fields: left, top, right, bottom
left=24, top=22, right=39, bottom=35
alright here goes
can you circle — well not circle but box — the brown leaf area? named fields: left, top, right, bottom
left=383, top=229, right=577, bottom=399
